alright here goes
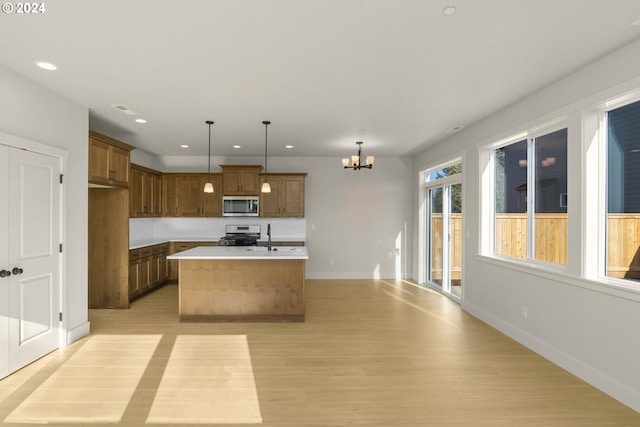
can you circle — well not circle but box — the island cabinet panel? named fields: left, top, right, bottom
left=167, top=241, right=219, bottom=282
left=179, top=258, right=305, bottom=321
left=260, top=174, right=306, bottom=218
left=221, top=165, right=262, bottom=195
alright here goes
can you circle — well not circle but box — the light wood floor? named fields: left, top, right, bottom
left=1, top=279, right=639, bottom=426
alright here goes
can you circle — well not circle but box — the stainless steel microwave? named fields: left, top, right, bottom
left=222, top=196, right=259, bottom=216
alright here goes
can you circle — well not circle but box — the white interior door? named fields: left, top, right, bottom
left=3, top=146, right=61, bottom=376
left=0, top=146, right=9, bottom=378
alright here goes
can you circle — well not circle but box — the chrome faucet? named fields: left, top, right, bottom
left=267, top=223, right=272, bottom=251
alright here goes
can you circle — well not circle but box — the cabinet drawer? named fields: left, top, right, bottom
left=129, top=248, right=141, bottom=262
left=150, top=244, right=166, bottom=255
left=172, top=242, right=198, bottom=253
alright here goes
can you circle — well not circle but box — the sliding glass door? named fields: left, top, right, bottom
left=425, top=176, right=462, bottom=300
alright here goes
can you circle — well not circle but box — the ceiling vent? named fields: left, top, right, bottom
left=111, top=104, right=136, bottom=115
left=446, top=125, right=464, bottom=134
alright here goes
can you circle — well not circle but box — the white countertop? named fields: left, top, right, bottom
left=167, top=245, right=309, bottom=260
left=129, top=237, right=305, bottom=250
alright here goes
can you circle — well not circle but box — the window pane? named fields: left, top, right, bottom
left=607, top=100, right=640, bottom=281
left=494, top=140, right=527, bottom=259
left=429, top=187, right=443, bottom=287
left=534, top=129, right=568, bottom=265
left=427, top=163, right=462, bottom=182
left=450, top=183, right=462, bottom=298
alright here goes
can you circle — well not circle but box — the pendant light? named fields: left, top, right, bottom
left=342, top=141, right=374, bottom=170
left=203, top=120, right=214, bottom=193
left=261, top=120, right=271, bottom=193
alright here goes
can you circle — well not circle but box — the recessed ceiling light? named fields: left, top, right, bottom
left=233, top=145, right=241, bottom=149
left=34, top=61, right=57, bottom=71
left=285, top=145, right=294, bottom=149
left=443, top=6, right=456, bottom=16
left=180, top=144, right=189, bottom=149
left=135, top=118, right=147, bottom=124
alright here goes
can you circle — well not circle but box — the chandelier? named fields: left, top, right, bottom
left=342, top=141, right=374, bottom=170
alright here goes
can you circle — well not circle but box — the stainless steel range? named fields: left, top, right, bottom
left=219, top=224, right=261, bottom=246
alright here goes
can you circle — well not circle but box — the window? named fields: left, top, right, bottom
left=493, top=128, right=568, bottom=265
left=606, top=99, right=640, bottom=282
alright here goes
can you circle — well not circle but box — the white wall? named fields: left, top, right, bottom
left=140, top=154, right=414, bottom=279
left=0, top=64, right=89, bottom=344
left=412, top=39, right=640, bottom=411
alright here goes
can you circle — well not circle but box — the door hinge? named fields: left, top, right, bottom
left=59, top=312, right=63, bottom=322
left=59, top=243, right=63, bottom=253
left=60, top=174, right=64, bottom=184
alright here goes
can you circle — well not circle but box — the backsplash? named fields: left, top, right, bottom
left=130, top=217, right=306, bottom=244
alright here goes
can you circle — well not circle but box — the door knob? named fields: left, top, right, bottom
left=12, top=267, right=23, bottom=275
left=0, top=269, right=11, bottom=278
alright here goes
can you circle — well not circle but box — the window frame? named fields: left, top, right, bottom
left=589, top=95, right=640, bottom=288
left=484, top=119, right=569, bottom=268
left=476, top=85, right=640, bottom=301
left=418, top=157, right=463, bottom=295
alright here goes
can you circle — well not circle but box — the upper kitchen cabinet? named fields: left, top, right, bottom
left=260, top=174, right=306, bottom=218
left=163, top=173, right=222, bottom=217
left=88, top=130, right=134, bottom=187
left=130, top=164, right=162, bottom=218
left=221, top=165, right=262, bottom=195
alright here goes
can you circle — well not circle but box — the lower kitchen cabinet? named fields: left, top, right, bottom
left=128, top=243, right=169, bottom=300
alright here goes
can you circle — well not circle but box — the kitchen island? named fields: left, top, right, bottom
left=167, top=246, right=308, bottom=322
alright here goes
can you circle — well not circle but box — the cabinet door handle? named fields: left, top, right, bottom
left=12, top=267, right=23, bottom=275
left=0, top=269, right=11, bottom=278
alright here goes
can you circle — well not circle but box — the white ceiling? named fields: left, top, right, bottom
left=1, top=0, right=639, bottom=158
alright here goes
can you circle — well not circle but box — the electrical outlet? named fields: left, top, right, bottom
left=521, top=306, right=528, bottom=318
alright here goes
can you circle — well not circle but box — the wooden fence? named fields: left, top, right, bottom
left=606, top=214, right=640, bottom=279
left=430, top=213, right=640, bottom=280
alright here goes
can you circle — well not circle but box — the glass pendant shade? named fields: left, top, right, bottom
left=204, top=182, right=214, bottom=193
left=261, top=182, right=271, bottom=193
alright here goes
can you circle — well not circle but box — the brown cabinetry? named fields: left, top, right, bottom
left=130, top=164, right=162, bottom=217
left=167, top=241, right=219, bottom=282
left=128, top=243, right=168, bottom=299
left=163, top=174, right=222, bottom=217
left=221, top=165, right=262, bottom=195
left=88, top=130, right=134, bottom=187
left=260, top=174, right=306, bottom=217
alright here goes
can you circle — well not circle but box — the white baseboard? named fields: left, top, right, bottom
left=463, top=301, right=640, bottom=414
left=66, top=321, right=90, bottom=346
left=306, top=272, right=410, bottom=280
